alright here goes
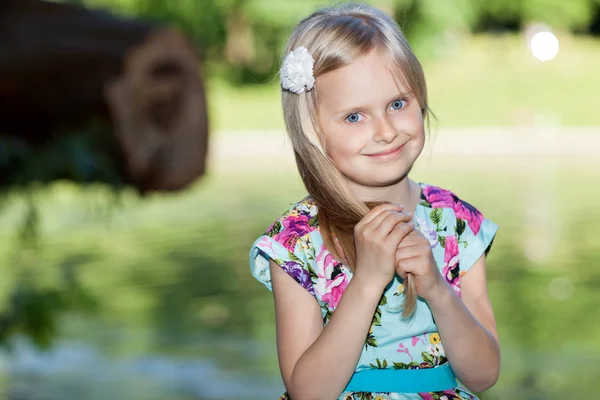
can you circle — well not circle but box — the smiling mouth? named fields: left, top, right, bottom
left=365, top=143, right=406, bottom=158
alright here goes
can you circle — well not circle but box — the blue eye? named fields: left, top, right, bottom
left=390, top=100, right=406, bottom=110
left=345, top=113, right=364, bottom=123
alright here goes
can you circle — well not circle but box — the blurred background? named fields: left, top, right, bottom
left=0, top=0, right=599, bottom=399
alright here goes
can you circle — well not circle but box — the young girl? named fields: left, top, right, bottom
left=249, top=3, right=500, bottom=399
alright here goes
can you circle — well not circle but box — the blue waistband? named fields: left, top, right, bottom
left=344, top=363, right=457, bottom=393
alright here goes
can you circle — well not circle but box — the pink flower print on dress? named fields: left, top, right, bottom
left=315, top=246, right=349, bottom=309
left=412, top=335, right=425, bottom=346
left=320, top=273, right=348, bottom=309
left=422, top=185, right=455, bottom=209
left=396, top=343, right=413, bottom=361
left=422, top=185, right=484, bottom=235
left=453, top=198, right=484, bottom=236
left=442, top=235, right=461, bottom=296
left=272, top=214, right=312, bottom=252
left=258, top=236, right=276, bottom=255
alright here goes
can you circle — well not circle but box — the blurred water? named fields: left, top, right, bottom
left=1, top=337, right=282, bottom=400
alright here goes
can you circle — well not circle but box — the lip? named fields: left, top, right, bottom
left=365, top=143, right=406, bottom=159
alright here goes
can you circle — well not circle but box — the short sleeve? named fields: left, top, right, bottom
left=459, top=217, right=498, bottom=273
left=249, top=234, right=315, bottom=295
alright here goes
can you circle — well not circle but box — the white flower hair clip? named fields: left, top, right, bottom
left=280, top=46, right=315, bottom=94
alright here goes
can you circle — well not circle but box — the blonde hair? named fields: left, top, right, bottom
left=282, top=3, right=429, bottom=318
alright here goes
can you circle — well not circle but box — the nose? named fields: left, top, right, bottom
left=372, top=114, right=398, bottom=143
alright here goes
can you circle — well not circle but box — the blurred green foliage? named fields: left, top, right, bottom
left=55, top=0, right=600, bottom=131
left=64, top=0, right=600, bottom=84
left=207, top=34, right=600, bottom=131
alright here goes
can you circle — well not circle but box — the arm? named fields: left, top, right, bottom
left=270, top=259, right=383, bottom=400
left=426, top=254, right=500, bottom=392
left=271, top=203, right=414, bottom=400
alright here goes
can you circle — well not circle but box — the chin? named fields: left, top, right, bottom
left=371, top=176, right=407, bottom=187
left=382, top=165, right=413, bottom=185
left=357, top=168, right=412, bottom=188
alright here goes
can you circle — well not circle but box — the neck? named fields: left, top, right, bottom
left=349, top=177, right=421, bottom=214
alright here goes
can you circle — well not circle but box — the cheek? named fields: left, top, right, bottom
left=392, top=110, right=425, bottom=140
left=413, top=121, right=426, bottom=143
left=325, top=129, right=364, bottom=160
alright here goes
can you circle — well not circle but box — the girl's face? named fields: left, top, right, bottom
left=316, top=49, right=425, bottom=192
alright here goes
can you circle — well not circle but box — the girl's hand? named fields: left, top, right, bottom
left=395, top=230, right=446, bottom=301
left=353, top=204, right=414, bottom=290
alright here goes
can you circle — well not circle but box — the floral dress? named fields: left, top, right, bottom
left=249, top=183, right=498, bottom=400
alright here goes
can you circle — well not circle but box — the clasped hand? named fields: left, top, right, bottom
left=353, top=203, right=446, bottom=301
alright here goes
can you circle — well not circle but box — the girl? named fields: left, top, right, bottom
left=250, top=3, right=500, bottom=400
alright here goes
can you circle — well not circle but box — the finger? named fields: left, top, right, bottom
left=360, top=208, right=409, bottom=237
left=395, top=245, right=421, bottom=261
left=385, top=219, right=414, bottom=244
left=397, top=229, right=422, bottom=247
left=395, top=255, right=421, bottom=274
left=395, top=269, right=409, bottom=280
left=397, top=230, right=428, bottom=248
left=373, top=211, right=412, bottom=235
left=360, top=203, right=403, bottom=225
left=393, top=262, right=409, bottom=279
left=410, top=229, right=426, bottom=239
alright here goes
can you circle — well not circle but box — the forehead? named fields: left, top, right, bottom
left=315, top=50, right=409, bottom=112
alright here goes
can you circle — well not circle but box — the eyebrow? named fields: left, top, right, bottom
left=333, top=92, right=412, bottom=117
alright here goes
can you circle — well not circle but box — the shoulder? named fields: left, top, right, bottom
left=250, top=197, right=320, bottom=294
left=418, top=182, right=498, bottom=274
left=263, top=196, right=320, bottom=251
left=419, top=182, right=486, bottom=236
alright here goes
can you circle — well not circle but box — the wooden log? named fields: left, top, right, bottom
left=0, top=0, right=209, bottom=193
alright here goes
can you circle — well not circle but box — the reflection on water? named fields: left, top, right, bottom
left=0, top=143, right=599, bottom=399
left=2, top=337, right=282, bottom=400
